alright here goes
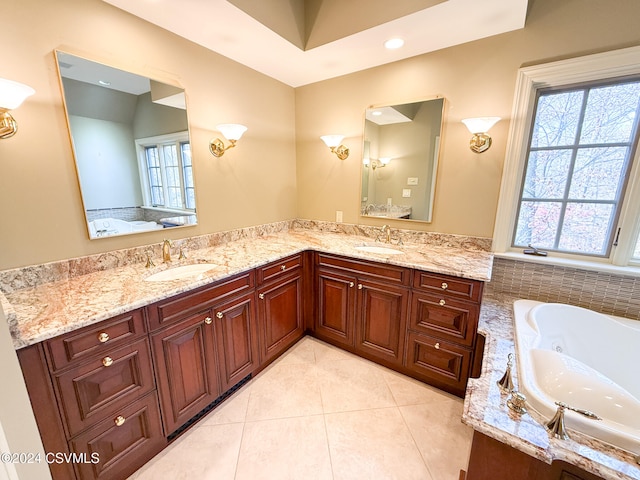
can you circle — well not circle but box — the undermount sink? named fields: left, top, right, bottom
left=354, top=245, right=404, bottom=255
left=145, top=263, right=216, bottom=282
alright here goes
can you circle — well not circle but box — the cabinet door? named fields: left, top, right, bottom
left=315, top=268, right=356, bottom=347
left=70, top=392, right=165, bottom=480
left=356, top=280, right=409, bottom=366
left=151, top=309, right=220, bottom=435
left=257, top=271, right=303, bottom=364
left=213, top=292, right=259, bottom=392
left=405, top=331, right=471, bottom=397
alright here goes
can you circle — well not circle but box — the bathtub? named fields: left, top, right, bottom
left=513, top=299, right=640, bottom=454
left=89, top=218, right=163, bottom=238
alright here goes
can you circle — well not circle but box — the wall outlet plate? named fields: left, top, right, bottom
left=336, top=210, right=343, bottom=223
left=407, top=177, right=419, bottom=186
left=402, top=189, right=411, bottom=198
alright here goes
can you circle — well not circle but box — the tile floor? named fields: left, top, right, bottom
left=128, top=336, right=473, bottom=480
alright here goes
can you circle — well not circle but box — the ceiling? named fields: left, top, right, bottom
left=102, top=0, right=529, bottom=88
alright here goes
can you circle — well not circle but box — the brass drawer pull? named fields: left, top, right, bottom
left=259, top=293, right=265, bottom=300
left=441, top=282, right=448, bottom=290
left=215, top=312, right=223, bottom=319
left=114, top=415, right=126, bottom=427
left=349, top=282, right=354, bottom=288
left=439, top=299, right=446, bottom=306
left=204, top=316, right=213, bottom=324
left=102, top=356, right=113, bottom=367
left=435, top=342, right=440, bottom=350
left=280, top=265, right=286, bottom=271
left=97, top=332, right=109, bottom=343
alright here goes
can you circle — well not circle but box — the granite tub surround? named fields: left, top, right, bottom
left=0, top=220, right=493, bottom=349
left=465, top=290, right=640, bottom=480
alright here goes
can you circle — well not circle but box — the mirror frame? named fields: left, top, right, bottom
left=360, top=96, right=445, bottom=224
left=54, top=50, right=198, bottom=240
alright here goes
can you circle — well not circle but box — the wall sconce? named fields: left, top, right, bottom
left=371, top=157, right=391, bottom=170
left=320, top=134, right=349, bottom=160
left=0, top=78, right=35, bottom=139
left=209, top=123, right=247, bottom=157
left=461, top=117, right=501, bottom=153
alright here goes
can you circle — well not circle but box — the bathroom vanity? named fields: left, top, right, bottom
left=4, top=226, right=492, bottom=480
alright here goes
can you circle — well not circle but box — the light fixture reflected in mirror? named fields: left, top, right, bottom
left=368, top=157, right=391, bottom=170
left=461, top=116, right=500, bottom=153
left=321, top=134, right=349, bottom=160
left=210, top=123, right=247, bottom=157
left=0, top=78, right=35, bottom=139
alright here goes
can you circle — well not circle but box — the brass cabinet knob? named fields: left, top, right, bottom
left=114, top=415, right=126, bottom=427
left=259, top=293, right=265, bottom=300
left=435, top=342, right=440, bottom=350
left=441, top=282, right=448, bottom=290
left=439, top=299, right=446, bottom=306
left=215, top=312, right=223, bottom=319
left=349, top=282, right=354, bottom=288
left=280, top=265, right=286, bottom=271
left=358, top=284, right=363, bottom=290
left=102, top=356, right=113, bottom=367
left=204, top=316, right=213, bottom=324
left=97, top=332, right=109, bottom=343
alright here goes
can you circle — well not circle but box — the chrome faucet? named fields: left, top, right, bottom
left=162, top=239, right=173, bottom=263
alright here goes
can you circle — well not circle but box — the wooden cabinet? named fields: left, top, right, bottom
left=316, top=268, right=357, bottom=347
left=314, top=253, right=410, bottom=366
left=212, top=291, right=259, bottom=392
left=256, top=254, right=304, bottom=364
left=18, top=308, right=166, bottom=480
left=151, top=308, right=220, bottom=436
left=405, top=271, right=484, bottom=397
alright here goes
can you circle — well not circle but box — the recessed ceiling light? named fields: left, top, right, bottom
left=384, top=38, right=404, bottom=50
left=98, top=80, right=111, bottom=86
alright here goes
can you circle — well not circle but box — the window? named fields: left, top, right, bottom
left=513, top=80, right=640, bottom=257
left=493, top=46, right=640, bottom=269
left=137, top=132, right=195, bottom=212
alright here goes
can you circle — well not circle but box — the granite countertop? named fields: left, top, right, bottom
left=0, top=228, right=493, bottom=349
left=466, top=291, right=640, bottom=480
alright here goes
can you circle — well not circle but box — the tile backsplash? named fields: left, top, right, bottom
left=488, top=257, right=640, bottom=320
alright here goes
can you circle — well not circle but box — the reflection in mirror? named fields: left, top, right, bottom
left=55, top=51, right=197, bottom=239
left=361, top=97, right=444, bottom=222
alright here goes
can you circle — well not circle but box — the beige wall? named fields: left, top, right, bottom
left=295, top=0, right=640, bottom=238
left=0, top=0, right=297, bottom=270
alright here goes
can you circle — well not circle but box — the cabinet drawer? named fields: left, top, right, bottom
left=316, top=253, right=409, bottom=285
left=404, top=332, right=471, bottom=397
left=53, top=338, right=155, bottom=437
left=409, top=292, right=479, bottom=346
left=257, top=254, right=302, bottom=284
left=45, top=309, right=146, bottom=372
left=147, top=270, right=254, bottom=330
left=412, top=271, right=483, bottom=302
left=69, top=392, right=165, bottom=480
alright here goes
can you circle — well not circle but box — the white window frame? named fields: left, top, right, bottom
left=493, top=46, right=640, bottom=273
left=135, top=131, right=195, bottom=214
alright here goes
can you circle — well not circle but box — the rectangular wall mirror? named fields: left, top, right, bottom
left=56, top=51, right=197, bottom=239
left=361, top=97, right=444, bottom=223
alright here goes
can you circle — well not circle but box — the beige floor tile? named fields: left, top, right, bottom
left=274, top=336, right=317, bottom=365
left=246, top=361, right=323, bottom=421
left=310, top=337, right=358, bottom=364
left=199, top=383, right=251, bottom=426
left=235, top=415, right=333, bottom=480
left=316, top=356, right=396, bottom=413
left=130, top=422, right=244, bottom=480
left=325, top=407, right=433, bottom=480
left=400, top=400, right=473, bottom=480
left=381, top=368, right=460, bottom=406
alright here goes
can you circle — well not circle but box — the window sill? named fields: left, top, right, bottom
left=493, top=251, right=640, bottom=278
left=141, top=206, right=195, bottom=216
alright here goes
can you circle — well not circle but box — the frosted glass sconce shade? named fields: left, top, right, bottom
left=461, top=116, right=501, bottom=153
left=321, top=134, right=349, bottom=160
left=209, top=123, right=247, bottom=157
left=0, top=78, right=35, bottom=139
